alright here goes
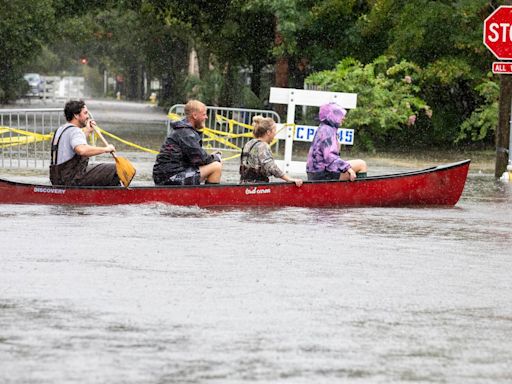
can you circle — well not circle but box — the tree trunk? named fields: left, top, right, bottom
left=195, top=44, right=210, bottom=81
left=140, top=65, right=146, bottom=100
left=251, top=62, right=263, bottom=99
left=126, top=64, right=139, bottom=100
left=273, top=18, right=288, bottom=117
left=274, top=56, right=288, bottom=117
left=275, top=56, right=288, bottom=89
left=220, top=63, right=238, bottom=107
left=161, top=74, right=172, bottom=102
left=160, top=41, right=190, bottom=105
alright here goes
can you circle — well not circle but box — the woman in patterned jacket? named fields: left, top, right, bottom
left=306, top=103, right=367, bottom=181
left=240, top=116, right=302, bottom=186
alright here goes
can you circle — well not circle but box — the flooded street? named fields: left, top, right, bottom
left=1, top=173, right=511, bottom=383
left=1, top=101, right=512, bottom=383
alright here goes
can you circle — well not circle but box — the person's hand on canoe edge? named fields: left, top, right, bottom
left=292, top=178, right=303, bottom=187
left=282, top=174, right=303, bottom=187
left=347, top=168, right=357, bottom=181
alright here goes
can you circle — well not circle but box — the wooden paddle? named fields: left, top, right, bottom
left=91, top=124, right=136, bottom=187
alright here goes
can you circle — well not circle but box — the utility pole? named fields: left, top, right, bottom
left=494, top=0, right=512, bottom=178
left=495, top=0, right=512, bottom=178
left=496, top=75, right=512, bottom=178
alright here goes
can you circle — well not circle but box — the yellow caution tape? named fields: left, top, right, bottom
left=1, top=117, right=292, bottom=161
left=0, top=126, right=52, bottom=148
left=215, top=114, right=254, bottom=132
left=223, top=153, right=241, bottom=161
left=94, top=126, right=159, bottom=155
left=202, top=128, right=241, bottom=151
left=167, top=112, right=182, bottom=122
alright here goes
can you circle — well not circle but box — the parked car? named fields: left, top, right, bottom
left=23, top=73, right=44, bottom=97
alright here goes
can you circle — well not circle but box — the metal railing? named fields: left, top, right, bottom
left=0, top=108, right=63, bottom=169
left=168, top=104, right=281, bottom=154
left=1, top=104, right=282, bottom=170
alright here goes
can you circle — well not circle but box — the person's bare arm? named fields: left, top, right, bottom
left=74, top=144, right=115, bottom=158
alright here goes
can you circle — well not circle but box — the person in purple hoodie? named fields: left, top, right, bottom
left=306, top=102, right=367, bottom=181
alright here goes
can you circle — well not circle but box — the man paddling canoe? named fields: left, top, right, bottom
left=49, top=100, right=120, bottom=186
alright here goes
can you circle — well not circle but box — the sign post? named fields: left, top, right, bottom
left=269, top=87, right=357, bottom=174
left=483, top=5, right=512, bottom=179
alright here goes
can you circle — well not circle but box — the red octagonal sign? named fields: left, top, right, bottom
left=484, top=6, right=512, bottom=60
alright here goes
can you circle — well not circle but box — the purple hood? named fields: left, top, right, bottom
left=319, top=103, right=346, bottom=128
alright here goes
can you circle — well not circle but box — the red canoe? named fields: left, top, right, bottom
left=0, top=160, right=470, bottom=207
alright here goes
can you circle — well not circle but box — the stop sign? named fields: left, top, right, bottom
left=484, top=6, right=512, bottom=60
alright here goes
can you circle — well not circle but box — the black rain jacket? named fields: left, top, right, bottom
left=153, top=119, right=216, bottom=184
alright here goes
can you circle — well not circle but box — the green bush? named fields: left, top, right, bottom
left=457, top=79, right=499, bottom=144
left=306, top=55, right=429, bottom=150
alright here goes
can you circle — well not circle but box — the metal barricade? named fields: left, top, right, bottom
left=1, top=105, right=281, bottom=170
left=168, top=104, right=281, bottom=154
left=0, top=108, right=63, bottom=169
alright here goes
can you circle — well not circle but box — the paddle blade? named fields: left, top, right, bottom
left=114, top=156, right=136, bottom=187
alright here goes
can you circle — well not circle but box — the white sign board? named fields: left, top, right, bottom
left=269, top=87, right=357, bottom=108
left=276, top=124, right=354, bottom=145
left=492, top=61, right=512, bottom=73
left=294, top=125, right=354, bottom=145
left=269, top=87, right=358, bottom=174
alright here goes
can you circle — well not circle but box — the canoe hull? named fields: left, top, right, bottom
left=0, top=160, right=470, bottom=207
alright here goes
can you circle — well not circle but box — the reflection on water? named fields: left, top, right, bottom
left=1, top=173, right=512, bottom=383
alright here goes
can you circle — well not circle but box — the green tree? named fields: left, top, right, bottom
left=457, top=79, right=499, bottom=145
left=89, top=7, right=149, bottom=99
left=0, top=0, right=54, bottom=102
left=307, top=55, right=429, bottom=150
left=298, top=0, right=371, bottom=70
left=243, top=0, right=309, bottom=88
left=353, top=0, right=496, bottom=145
left=139, top=3, right=190, bottom=104
left=145, top=0, right=235, bottom=105
left=147, top=0, right=276, bottom=106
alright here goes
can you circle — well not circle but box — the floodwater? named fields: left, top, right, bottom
left=1, top=169, right=511, bottom=384
left=1, top=101, right=512, bottom=382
